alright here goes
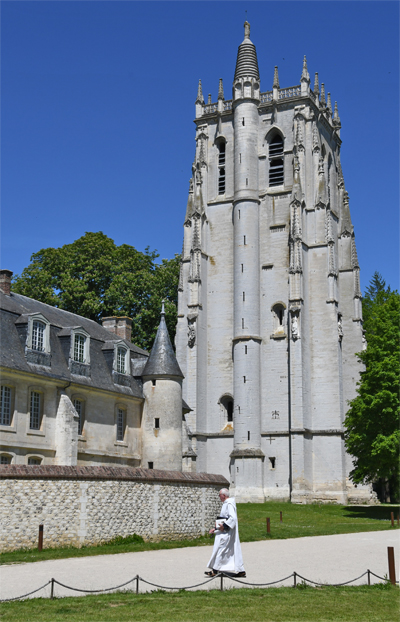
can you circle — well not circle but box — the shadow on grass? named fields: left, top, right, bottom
left=344, top=505, right=400, bottom=521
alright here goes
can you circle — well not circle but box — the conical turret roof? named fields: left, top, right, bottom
left=142, top=303, right=183, bottom=378
left=234, top=22, right=260, bottom=81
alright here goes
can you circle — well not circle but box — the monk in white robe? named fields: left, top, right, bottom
left=205, top=488, right=246, bottom=577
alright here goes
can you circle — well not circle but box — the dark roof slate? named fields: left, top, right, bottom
left=0, top=292, right=147, bottom=398
left=142, top=311, right=183, bottom=378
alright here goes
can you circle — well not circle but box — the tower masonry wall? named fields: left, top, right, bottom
left=176, top=25, right=372, bottom=503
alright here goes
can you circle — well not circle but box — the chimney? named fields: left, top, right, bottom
left=101, top=316, right=132, bottom=342
left=0, top=270, right=13, bottom=296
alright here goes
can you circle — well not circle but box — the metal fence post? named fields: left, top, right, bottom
left=391, top=512, right=394, bottom=527
left=38, top=524, right=43, bottom=552
left=50, top=578, right=54, bottom=600
left=293, top=572, right=297, bottom=588
left=388, top=547, right=396, bottom=585
left=220, top=574, right=224, bottom=591
left=367, top=569, right=370, bottom=586
left=135, top=575, right=139, bottom=594
left=267, top=517, right=270, bottom=534
left=280, top=511, right=283, bottom=523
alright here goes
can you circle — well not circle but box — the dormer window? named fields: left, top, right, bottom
left=70, top=328, right=90, bottom=366
left=32, top=321, right=45, bottom=351
left=74, top=334, right=85, bottom=363
left=268, top=134, right=284, bottom=187
left=113, top=343, right=130, bottom=376
left=117, top=347, right=127, bottom=374
left=26, top=314, right=51, bottom=354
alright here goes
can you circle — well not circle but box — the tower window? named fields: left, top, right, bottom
left=244, top=235, right=246, bottom=245
left=242, top=318, right=244, bottom=329
left=243, top=292, right=245, bottom=301
left=269, top=457, right=276, bottom=470
left=241, top=264, right=244, bottom=272
left=272, top=303, right=286, bottom=334
left=245, top=345, right=248, bottom=354
left=148, top=462, right=154, bottom=469
left=269, top=134, right=284, bottom=186
left=242, top=118, right=245, bottom=126
left=243, top=376, right=246, bottom=383
left=218, top=142, right=226, bottom=194
left=152, top=379, right=156, bottom=387
left=154, top=418, right=160, bottom=429
left=247, top=431, right=250, bottom=440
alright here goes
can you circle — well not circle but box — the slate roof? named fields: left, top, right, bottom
left=142, top=308, right=183, bottom=378
left=0, top=292, right=147, bottom=398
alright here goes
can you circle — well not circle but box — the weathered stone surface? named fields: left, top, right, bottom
left=0, top=467, right=227, bottom=551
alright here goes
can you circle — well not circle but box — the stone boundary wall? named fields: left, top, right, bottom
left=0, top=466, right=228, bottom=552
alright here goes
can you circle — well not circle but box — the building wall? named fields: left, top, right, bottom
left=0, top=466, right=227, bottom=552
left=0, top=369, right=142, bottom=467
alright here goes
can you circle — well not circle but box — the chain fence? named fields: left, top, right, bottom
left=1, top=568, right=397, bottom=602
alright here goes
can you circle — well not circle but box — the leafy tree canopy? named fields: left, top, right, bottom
left=12, top=232, right=180, bottom=351
left=344, top=273, right=399, bottom=496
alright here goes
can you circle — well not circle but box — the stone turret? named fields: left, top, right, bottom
left=231, top=21, right=264, bottom=501
left=142, top=303, right=184, bottom=471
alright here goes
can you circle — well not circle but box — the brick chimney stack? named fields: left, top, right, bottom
left=101, top=317, right=132, bottom=342
left=0, top=270, right=13, bottom=296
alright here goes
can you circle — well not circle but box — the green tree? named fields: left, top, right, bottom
left=344, top=275, right=400, bottom=501
left=12, top=232, right=181, bottom=351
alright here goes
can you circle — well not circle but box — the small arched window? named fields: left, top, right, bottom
left=220, top=395, right=234, bottom=423
left=74, top=334, right=86, bottom=363
left=272, top=303, right=286, bottom=335
left=217, top=142, right=226, bottom=194
left=0, top=454, right=12, bottom=464
left=269, top=134, right=284, bottom=187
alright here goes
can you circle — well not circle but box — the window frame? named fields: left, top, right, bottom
left=70, top=328, right=91, bottom=365
left=113, top=342, right=130, bottom=375
left=0, top=453, right=13, bottom=465
left=27, top=313, right=51, bottom=353
left=72, top=396, right=86, bottom=436
left=27, top=456, right=42, bottom=465
left=271, top=302, right=287, bottom=336
left=216, top=139, right=226, bottom=196
left=115, top=404, right=127, bottom=443
left=267, top=132, right=285, bottom=188
left=0, top=385, right=13, bottom=427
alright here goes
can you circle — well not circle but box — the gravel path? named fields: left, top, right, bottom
left=1, top=530, right=399, bottom=600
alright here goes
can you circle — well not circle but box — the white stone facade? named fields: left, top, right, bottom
left=176, top=24, right=370, bottom=503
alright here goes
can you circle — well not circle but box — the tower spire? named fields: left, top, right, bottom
left=195, top=79, right=204, bottom=104
left=313, top=72, right=319, bottom=98
left=273, top=66, right=280, bottom=88
left=300, top=55, right=310, bottom=82
left=333, top=101, right=341, bottom=133
left=300, top=55, right=310, bottom=96
left=320, top=83, right=326, bottom=107
left=234, top=21, right=260, bottom=81
left=218, top=78, right=224, bottom=100
left=327, top=93, right=332, bottom=116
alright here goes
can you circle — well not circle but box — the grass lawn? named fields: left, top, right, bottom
left=1, top=585, right=399, bottom=622
left=1, top=502, right=398, bottom=566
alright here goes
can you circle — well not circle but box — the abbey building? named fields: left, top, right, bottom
left=176, top=23, right=371, bottom=503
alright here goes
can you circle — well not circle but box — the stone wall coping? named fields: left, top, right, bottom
left=0, top=465, right=229, bottom=486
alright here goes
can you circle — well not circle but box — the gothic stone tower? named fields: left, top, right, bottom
left=176, top=23, right=370, bottom=503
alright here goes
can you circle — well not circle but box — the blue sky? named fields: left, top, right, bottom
left=2, top=1, right=399, bottom=292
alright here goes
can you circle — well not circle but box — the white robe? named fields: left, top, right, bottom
left=207, top=497, right=245, bottom=573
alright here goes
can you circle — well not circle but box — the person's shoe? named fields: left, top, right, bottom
left=204, top=570, right=218, bottom=577
left=236, top=571, right=246, bottom=578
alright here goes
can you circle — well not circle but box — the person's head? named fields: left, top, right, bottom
left=219, top=488, right=230, bottom=502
